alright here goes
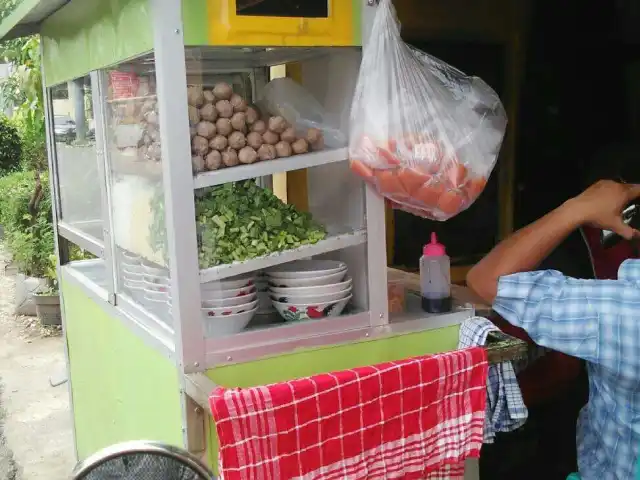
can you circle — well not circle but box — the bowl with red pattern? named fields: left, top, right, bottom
left=272, top=295, right=352, bottom=322
left=201, top=299, right=258, bottom=318
left=200, top=285, right=256, bottom=300
left=202, top=274, right=255, bottom=292
left=202, top=307, right=257, bottom=337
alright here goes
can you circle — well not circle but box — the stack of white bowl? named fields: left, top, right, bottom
left=121, top=250, right=146, bottom=302
left=120, top=250, right=171, bottom=319
left=201, top=273, right=258, bottom=336
left=254, top=271, right=276, bottom=314
left=267, top=260, right=352, bottom=322
left=141, top=262, right=170, bottom=318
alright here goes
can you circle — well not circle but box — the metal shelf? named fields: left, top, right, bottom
left=124, top=47, right=359, bottom=74
left=193, top=147, right=348, bottom=189
left=199, top=227, right=367, bottom=282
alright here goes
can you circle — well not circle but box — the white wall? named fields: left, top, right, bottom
left=0, top=63, right=13, bottom=116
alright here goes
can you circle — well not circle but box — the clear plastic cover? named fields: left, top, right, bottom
left=259, top=77, right=347, bottom=149
left=348, top=0, right=507, bottom=221
left=104, top=62, right=172, bottom=325
left=52, top=77, right=104, bottom=241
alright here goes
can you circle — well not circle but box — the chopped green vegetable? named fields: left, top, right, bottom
left=148, top=180, right=327, bottom=269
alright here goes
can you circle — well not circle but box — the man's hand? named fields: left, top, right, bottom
left=570, top=180, right=640, bottom=240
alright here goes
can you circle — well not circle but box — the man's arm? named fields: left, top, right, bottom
left=466, top=201, right=581, bottom=303
left=467, top=180, right=640, bottom=304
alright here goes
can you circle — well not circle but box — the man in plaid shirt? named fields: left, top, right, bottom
left=467, top=180, right=640, bottom=480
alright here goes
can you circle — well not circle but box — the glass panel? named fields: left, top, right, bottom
left=52, top=77, right=104, bottom=242
left=236, top=0, right=329, bottom=18
left=103, top=61, right=171, bottom=325
left=186, top=47, right=367, bottom=338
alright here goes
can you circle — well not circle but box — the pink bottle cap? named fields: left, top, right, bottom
left=423, top=232, right=446, bottom=257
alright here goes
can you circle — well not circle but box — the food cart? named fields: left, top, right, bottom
left=0, top=0, right=526, bottom=476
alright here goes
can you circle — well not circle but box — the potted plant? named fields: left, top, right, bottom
left=33, top=254, right=61, bottom=326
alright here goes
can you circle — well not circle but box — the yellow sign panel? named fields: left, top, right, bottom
left=208, top=0, right=358, bottom=47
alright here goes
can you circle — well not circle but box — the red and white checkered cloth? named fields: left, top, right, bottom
left=209, top=347, right=488, bottom=480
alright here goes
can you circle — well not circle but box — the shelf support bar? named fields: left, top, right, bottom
left=150, top=0, right=205, bottom=374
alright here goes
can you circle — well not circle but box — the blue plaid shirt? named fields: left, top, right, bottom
left=493, top=259, right=640, bottom=480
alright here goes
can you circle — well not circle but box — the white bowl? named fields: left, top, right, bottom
left=143, top=280, right=171, bottom=294
left=267, top=260, right=347, bottom=279
left=202, top=299, right=258, bottom=317
left=144, top=290, right=171, bottom=316
left=124, top=282, right=145, bottom=302
left=121, top=251, right=140, bottom=263
left=122, top=261, right=145, bottom=274
left=203, top=307, right=257, bottom=337
left=123, top=268, right=145, bottom=281
left=124, top=278, right=144, bottom=289
left=144, top=289, right=170, bottom=302
left=142, top=262, right=168, bottom=276
left=270, top=287, right=352, bottom=305
left=269, top=278, right=353, bottom=296
left=144, top=273, right=171, bottom=287
left=272, top=295, right=352, bottom=322
left=202, top=292, right=257, bottom=308
left=203, top=274, right=255, bottom=291
left=200, top=285, right=256, bottom=300
left=267, top=270, right=347, bottom=288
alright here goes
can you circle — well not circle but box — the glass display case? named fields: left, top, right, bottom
left=46, top=1, right=473, bottom=375
left=52, top=76, right=105, bottom=249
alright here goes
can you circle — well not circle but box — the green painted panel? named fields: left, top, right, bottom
left=0, top=0, right=39, bottom=40
left=62, top=280, right=183, bottom=460
left=352, top=0, right=362, bottom=46
left=41, top=0, right=153, bottom=87
left=182, top=0, right=209, bottom=46
left=207, top=325, right=459, bottom=387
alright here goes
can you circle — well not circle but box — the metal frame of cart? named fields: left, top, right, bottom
left=0, top=0, right=529, bottom=477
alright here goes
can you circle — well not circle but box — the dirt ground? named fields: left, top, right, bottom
left=0, top=246, right=75, bottom=479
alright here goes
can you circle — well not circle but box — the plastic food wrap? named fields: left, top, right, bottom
left=260, top=77, right=347, bottom=149
left=348, top=0, right=507, bottom=221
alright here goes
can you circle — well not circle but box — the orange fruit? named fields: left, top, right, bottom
left=464, top=176, right=488, bottom=200
left=377, top=147, right=402, bottom=167
left=397, top=168, right=431, bottom=195
left=414, top=181, right=445, bottom=207
left=437, top=190, right=466, bottom=216
left=444, top=161, right=468, bottom=188
left=349, top=159, right=374, bottom=180
left=374, top=169, right=405, bottom=195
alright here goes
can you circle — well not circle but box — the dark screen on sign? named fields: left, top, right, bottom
left=236, top=0, right=329, bottom=18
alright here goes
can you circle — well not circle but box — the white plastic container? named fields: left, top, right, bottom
left=419, top=233, right=452, bottom=313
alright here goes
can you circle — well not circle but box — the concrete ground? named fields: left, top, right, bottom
left=0, top=247, right=75, bottom=479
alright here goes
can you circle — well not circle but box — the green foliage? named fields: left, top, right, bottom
left=0, top=115, right=21, bottom=175
left=0, top=170, right=54, bottom=277
left=0, top=169, right=33, bottom=228
left=0, top=36, right=46, bottom=172
left=18, top=118, right=46, bottom=171
left=0, top=32, right=52, bottom=277
left=0, top=0, right=18, bottom=21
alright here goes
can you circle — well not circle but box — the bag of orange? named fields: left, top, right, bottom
left=349, top=0, right=507, bottom=221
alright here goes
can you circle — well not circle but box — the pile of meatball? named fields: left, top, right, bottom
left=189, top=82, right=325, bottom=174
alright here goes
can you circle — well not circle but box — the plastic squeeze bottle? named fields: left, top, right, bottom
left=420, top=232, right=452, bottom=313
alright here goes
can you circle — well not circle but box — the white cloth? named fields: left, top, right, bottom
left=458, top=316, right=528, bottom=443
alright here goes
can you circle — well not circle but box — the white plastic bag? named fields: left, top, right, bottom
left=348, top=0, right=507, bottom=220
left=260, top=77, right=347, bottom=149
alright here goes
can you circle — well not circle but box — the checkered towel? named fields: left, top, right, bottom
left=458, top=317, right=528, bottom=443
left=209, top=348, right=488, bottom=480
